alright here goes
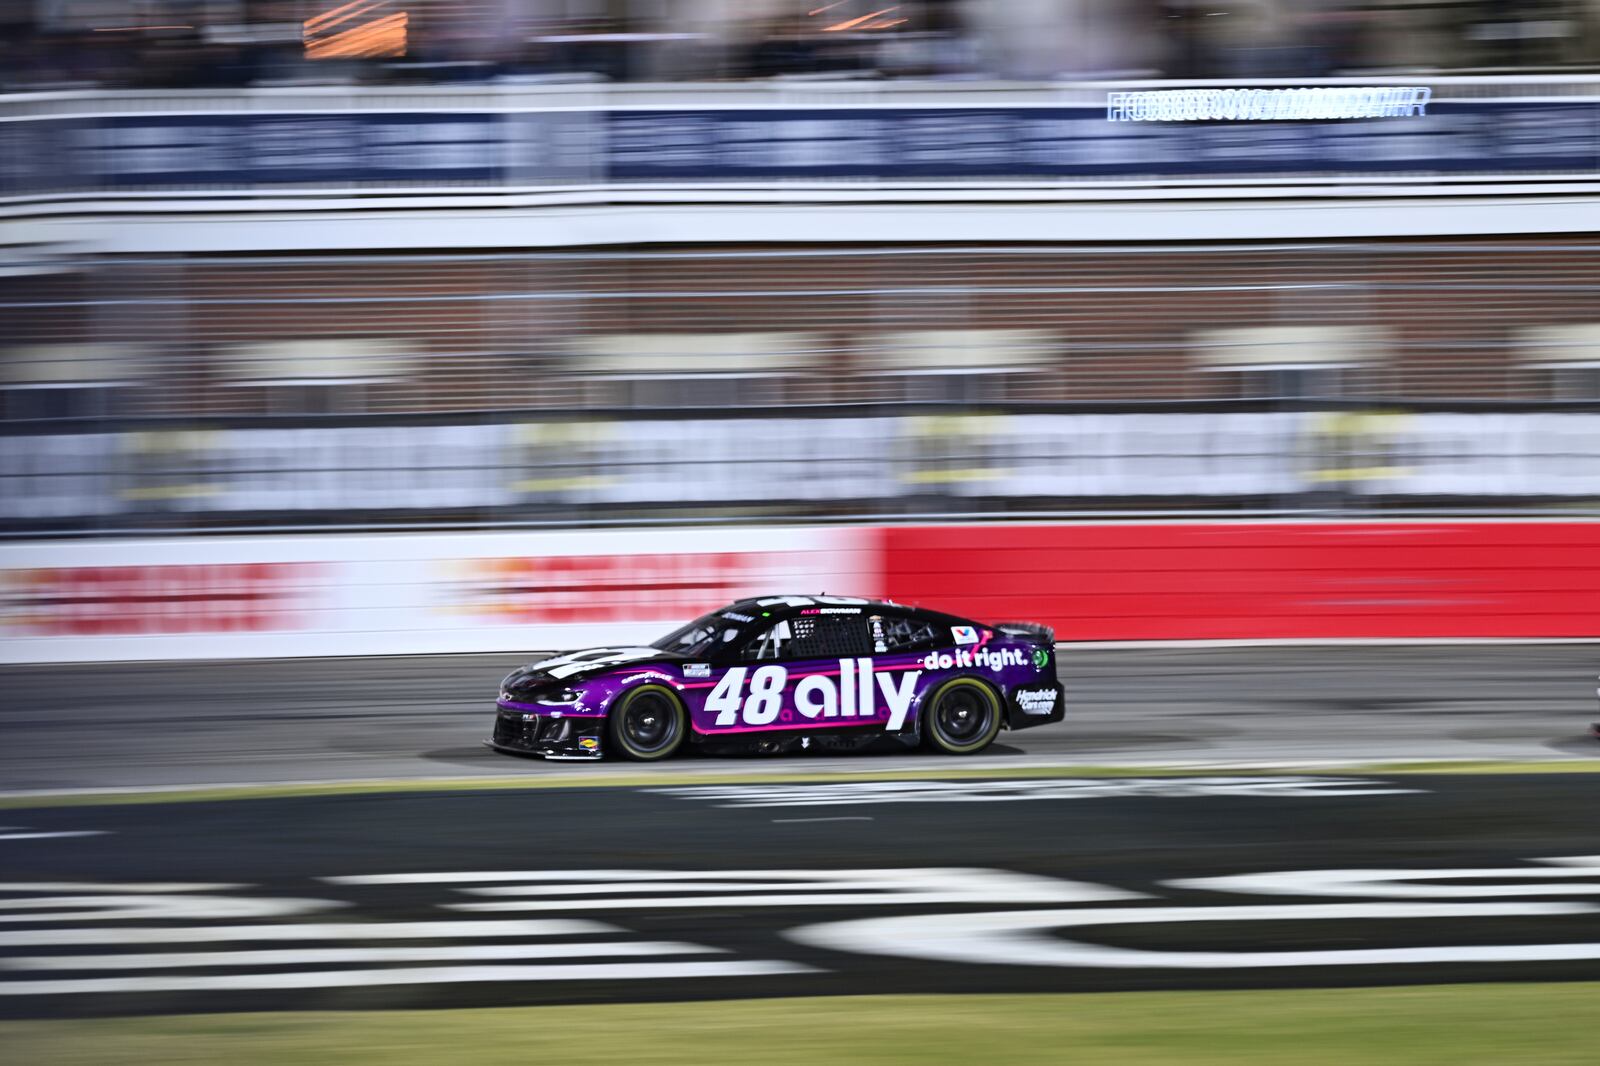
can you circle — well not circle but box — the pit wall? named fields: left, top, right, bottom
left=3, top=521, right=1597, bottom=663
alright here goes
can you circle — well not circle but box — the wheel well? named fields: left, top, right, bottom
left=606, top=682, right=689, bottom=758
left=977, top=677, right=1010, bottom=730
left=925, top=674, right=1008, bottom=731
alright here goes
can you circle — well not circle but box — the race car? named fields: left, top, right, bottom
left=488, top=595, right=1064, bottom=761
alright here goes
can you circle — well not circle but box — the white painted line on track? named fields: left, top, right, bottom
left=2, top=941, right=728, bottom=970
left=0, top=882, right=241, bottom=893
left=1, top=755, right=1595, bottom=805
left=787, top=901, right=1600, bottom=970
left=437, top=870, right=1135, bottom=913
left=0, top=831, right=107, bottom=841
left=770, top=816, right=875, bottom=823
left=0, top=959, right=820, bottom=995
left=330, top=869, right=1030, bottom=884
left=0, top=919, right=609, bottom=947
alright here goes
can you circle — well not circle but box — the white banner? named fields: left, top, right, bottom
left=0, top=527, right=876, bottom=663
left=1362, top=413, right=1600, bottom=497
left=6, top=413, right=1600, bottom=524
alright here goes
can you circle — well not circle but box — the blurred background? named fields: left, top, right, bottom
left=5, top=0, right=1600, bottom=89
left=3, top=2, right=1600, bottom=587
left=8, top=12, right=1600, bottom=1053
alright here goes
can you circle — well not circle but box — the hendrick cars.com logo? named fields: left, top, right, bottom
left=452, top=552, right=774, bottom=623
left=1, top=563, right=318, bottom=635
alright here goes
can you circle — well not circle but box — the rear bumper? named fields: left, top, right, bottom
left=488, top=707, right=604, bottom=760
left=1006, top=682, right=1066, bottom=730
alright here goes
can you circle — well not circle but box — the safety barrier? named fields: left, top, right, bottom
left=880, top=522, right=1600, bottom=641
left=3, top=521, right=1596, bottom=663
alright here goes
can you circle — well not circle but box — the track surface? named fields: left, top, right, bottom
left=2, top=772, right=1598, bottom=1018
left=2, top=645, right=1596, bottom=792
left=3, top=647, right=1597, bottom=1021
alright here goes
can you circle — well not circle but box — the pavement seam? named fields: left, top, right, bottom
left=4, top=758, right=1600, bottom=809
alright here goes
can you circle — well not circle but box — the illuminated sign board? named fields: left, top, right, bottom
left=1107, top=87, right=1431, bottom=122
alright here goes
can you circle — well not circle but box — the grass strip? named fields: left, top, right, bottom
left=4, top=983, right=1597, bottom=1065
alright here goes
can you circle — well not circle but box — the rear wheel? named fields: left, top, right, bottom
left=921, top=677, right=1003, bottom=755
left=606, top=684, right=688, bottom=762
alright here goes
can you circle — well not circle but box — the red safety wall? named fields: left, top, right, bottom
left=879, top=522, right=1600, bottom=640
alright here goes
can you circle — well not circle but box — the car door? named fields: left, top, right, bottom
left=691, top=611, right=917, bottom=734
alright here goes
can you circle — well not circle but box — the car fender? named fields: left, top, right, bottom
left=910, top=671, right=1009, bottom=733
left=589, top=668, right=685, bottom=716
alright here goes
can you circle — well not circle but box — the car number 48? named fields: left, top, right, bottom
left=705, top=661, right=921, bottom=730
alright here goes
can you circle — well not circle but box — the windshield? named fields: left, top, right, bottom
left=650, top=610, right=757, bottom=658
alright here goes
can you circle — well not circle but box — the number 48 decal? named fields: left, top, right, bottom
left=706, top=662, right=921, bottom=730
left=707, top=666, right=787, bottom=726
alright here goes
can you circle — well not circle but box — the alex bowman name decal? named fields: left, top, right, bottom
left=649, top=777, right=1421, bottom=808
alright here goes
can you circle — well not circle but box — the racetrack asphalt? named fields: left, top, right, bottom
left=3, top=645, right=1599, bottom=1022
left=1, top=644, right=1596, bottom=792
left=2, top=771, right=1598, bottom=1018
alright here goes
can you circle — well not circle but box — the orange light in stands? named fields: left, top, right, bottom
left=807, top=0, right=853, bottom=15
left=304, top=4, right=408, bottom=60
left=305, top=0, right=388, bottom=33
left=822, top=6, right=899, bottom=32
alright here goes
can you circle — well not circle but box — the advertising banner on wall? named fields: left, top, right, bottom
left=5, top=520, right=1599, bottom=663
left=880, top=521, right=1600, bottom=641
left=7, top=412, right=1599, bottom=527
left=0, top=527, right=877, bottom=663
left=4, top=100, right=1597, bottom=197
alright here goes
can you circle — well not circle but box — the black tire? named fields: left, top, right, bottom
left=921, top=676, right=1003, bottom=755
left=606, top=684, right=688, bottom=762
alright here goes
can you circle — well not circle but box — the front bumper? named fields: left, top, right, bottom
left=487, top=707, right=604, bottom=760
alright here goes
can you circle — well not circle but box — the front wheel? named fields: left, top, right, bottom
left=921, top=677, right=1003, bottom=755
left=606, top=684, right=688, bottom=762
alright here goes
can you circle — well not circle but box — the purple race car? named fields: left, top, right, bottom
left=488, top=595, right=1064, bottom=761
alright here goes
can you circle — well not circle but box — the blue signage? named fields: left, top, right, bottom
left=1, top=101, right=1595, bottom=196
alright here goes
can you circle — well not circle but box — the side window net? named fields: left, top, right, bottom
left=743, top=616, right=871, bottom=660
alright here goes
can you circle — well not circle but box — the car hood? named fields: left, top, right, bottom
left=503, top=646, right=688, bottom=692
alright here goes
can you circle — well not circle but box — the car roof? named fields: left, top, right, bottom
left=720, top=595, right=965, bottom=624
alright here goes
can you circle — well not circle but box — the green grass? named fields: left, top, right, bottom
left=5, top=759, right=1600, bottom=811
left=4, top=984, right=1597, bottom=1065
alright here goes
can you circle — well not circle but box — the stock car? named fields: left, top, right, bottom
left=488, top=595, right=1064, bottom=761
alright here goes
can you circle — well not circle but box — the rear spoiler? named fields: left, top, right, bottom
left=994, top=622, right=1055, bottom=645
